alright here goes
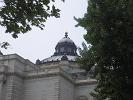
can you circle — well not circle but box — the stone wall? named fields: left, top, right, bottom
left=24, top=76, right=60, bottom=100
left=3, top=75, right=24, bottom=100
left=75, top=84, right=96, bottom=100
left=0, top=54, right=35, bottom=100
left=59, top=76, right=75, bottom=100
left=0, top=54, right=97, bottom=100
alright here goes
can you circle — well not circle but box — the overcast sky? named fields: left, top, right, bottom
left=0, top=0, right=88, bottom=63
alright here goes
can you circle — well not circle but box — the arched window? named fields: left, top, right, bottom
left=60, top=47, right=65, bottom=52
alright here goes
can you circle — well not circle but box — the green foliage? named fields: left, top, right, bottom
left=77, top=42, right=95, bottom=72
left=0, top=0, right=63, bottom=48
left=0, top=42, right=9, bottom=49
left=76, top=0, right=133, bottom=100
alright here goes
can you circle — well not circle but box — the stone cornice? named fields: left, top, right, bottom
left=75, top=79, right=97, bottom=86
left=0, top=54, right=35, bottom=67
left=0, top=54, right=25, bottom=63
left=0, top=68, right=97, bottom=86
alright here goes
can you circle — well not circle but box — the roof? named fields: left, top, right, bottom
left=41, top=55, right=78, bottom=63
left=58, top=37, right=74, bottom=44
left=36, top=33, right=78, bottom=64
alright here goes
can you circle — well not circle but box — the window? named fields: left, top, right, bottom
left=60, top=47, right=65, bottom=52
left=68, top=48, right=72, bottom=52
left=56, top=49, right=59, bottom=53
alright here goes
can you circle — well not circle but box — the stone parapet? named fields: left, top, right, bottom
left=75, top=79, right=97, bottom=86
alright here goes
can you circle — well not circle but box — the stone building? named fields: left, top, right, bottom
left=0, top=33, right=96, bottom=100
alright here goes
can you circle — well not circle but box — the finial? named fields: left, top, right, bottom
left=36, top=59, right=41, bottom=65
left=65, top=32, right=68, bottom=38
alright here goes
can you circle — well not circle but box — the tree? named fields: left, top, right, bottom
left=0, top=0, right=63, bottom=48
left=76, top=0, right=133, bottom=100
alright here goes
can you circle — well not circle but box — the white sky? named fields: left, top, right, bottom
left=0, top=0, right=88, bottom=63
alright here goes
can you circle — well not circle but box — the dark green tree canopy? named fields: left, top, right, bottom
left=0, top=0, right=64, bottom=48
left=0, top=0, right=64, bottom=38
left=76, top=0, right=133, bottom=100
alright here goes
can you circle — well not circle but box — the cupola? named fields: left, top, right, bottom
left=38, top=32, right=78, bottom=64
left=54, top=32, right=77, bottom=56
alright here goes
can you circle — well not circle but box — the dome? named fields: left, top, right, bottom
left=38, top=32, right=78, bottom=64
left=54, top=32, right=77, bottom=56
left=58, top=37, right=74, bottom=44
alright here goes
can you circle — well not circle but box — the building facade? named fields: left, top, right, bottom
left=0, top=33, right=96, bottom=100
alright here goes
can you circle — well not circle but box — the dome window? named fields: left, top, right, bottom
left=60, top=47, right=65, bottom=52
left=68, top=48, right=72, bottom=52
